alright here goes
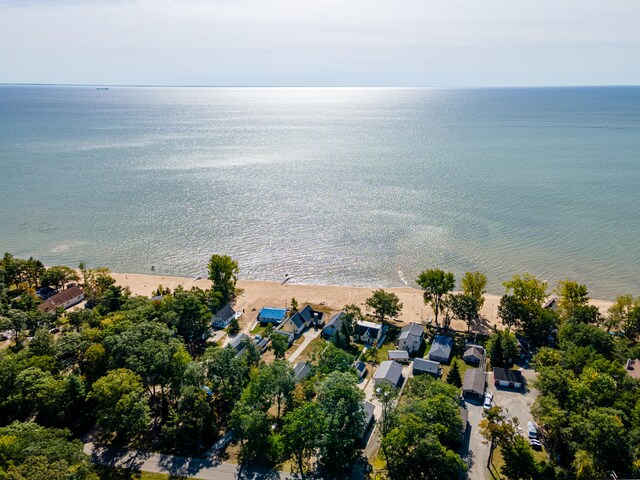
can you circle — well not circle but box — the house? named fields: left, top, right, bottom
left=373, top=360, right=404, bottom=388
left=297, top=305, right=324, bottom=327
left=38, top=285, right=85, bottom=313
left=397, top=322, right=424, bottom=353
left=355, top=361, right=367, bottom=378
left=543, top=295, right=558, bottom=310
left=228, top=333, right=249, bottom=357
left=463, top=345, right=485, bottom=366
left=462, top=368, right=486, bottom=399
left=427, top=335, right=454, bottom=363
left=388, top=350, right=410, bottom=363
left=626, top=359, right=640, bottom=380
left=412, top=358, right=440, bottom=377
left=277, top=314, right=307, bottom=338
left=294, top=361, right=312, bottom=384
left=353, top=320, right=384, bottom=345
left=322, top=312, right=345, bottom=339
left=258, top=307, right=288, bottom=324
left=493, top=368, right=525, bottom=388
left=211, top=303, right=238, bottom=329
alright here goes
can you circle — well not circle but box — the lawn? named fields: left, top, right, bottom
left=440, top=357, right=470, bottom=382
left=295, top=336, right=327, bottom=362
left=373, top=339, right=397, bottom=363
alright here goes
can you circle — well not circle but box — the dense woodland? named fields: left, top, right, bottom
left=1, top=252, right=639, bottom=479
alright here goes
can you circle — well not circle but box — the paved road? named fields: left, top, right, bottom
left=464, top=395, right=490, bottom=480
left=84, top=442, right=292, bottom=480
left=287, top=328, right=320, bottom=363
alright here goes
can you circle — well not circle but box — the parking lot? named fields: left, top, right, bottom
left=488, top=366, right=539, bottom=431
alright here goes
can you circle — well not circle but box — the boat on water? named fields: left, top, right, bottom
left=96, top=87, right=109, bottom=90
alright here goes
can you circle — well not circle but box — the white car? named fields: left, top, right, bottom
left=483, top=392, right=493, bottom=409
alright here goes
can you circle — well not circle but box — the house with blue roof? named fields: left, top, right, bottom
left=258, top=307, right=288, bottom=324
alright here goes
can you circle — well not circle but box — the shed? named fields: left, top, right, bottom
left=294, top=361, right=312, bottom=384
left=412, top=358, right=440, bottom=377
left=462, top=368, right=486, bottom=399
left=493, top=368, right=525, bottom=388
left=427, top=334, right=454, bottom=363
left=228, top=333, right=249, bottom=357
left=373, top=360, right=404, bottom=388
left=361, top=401, right=376, bottom=439
left=355, top=361, right=367, bottom=378
left=258, top=307, right=287, bottom=324
left=388, top=350, right=410, bottom=363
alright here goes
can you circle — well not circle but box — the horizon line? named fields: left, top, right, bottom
left=1, top=82, right=640, bottom=89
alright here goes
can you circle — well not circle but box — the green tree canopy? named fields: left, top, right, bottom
left=416, top=269, right=455, bottom=327
left=207, top=254, right=239, bottom=306
left=365, top=289, right=403, bottom=325
left=461, top=271, right=487, bottom=308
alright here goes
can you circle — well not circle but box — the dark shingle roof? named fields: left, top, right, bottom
left=493, top=368, right=525, bottom=384
left=462, top=368, right=486, bottom=396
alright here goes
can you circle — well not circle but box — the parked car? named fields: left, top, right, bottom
left=527, top=421, right=538, bottom=439
left=483, top=391, right=493, bottom=410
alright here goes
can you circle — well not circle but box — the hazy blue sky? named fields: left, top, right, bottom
left=1, top=0, right=639, bottom=86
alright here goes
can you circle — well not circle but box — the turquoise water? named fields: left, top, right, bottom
left=0, top=86, right=639, bottom=299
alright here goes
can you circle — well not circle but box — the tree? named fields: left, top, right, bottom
left=461, top=271, right=487, bottom=308
left=207, top=254, right=239, bottom=305
left=316, top=342, right=355, bottom=374
left=556, top=280, right=589, bottom=320
left=270, top=332, right=289, bottom=359
left=42, top=266, right=79, bottom=291
left=342, top=304, right=363, bottom=339
left=227, top=316, right=240, bottom=335
left=503, top=273, right=547, bottom=308
left=446, top=360, right=462, bottom=387
left=316, top=372, right=365, bottom=472
left=487, top=330, right=518, bottom=368
left=0, top=422, right=97, bottom=480
left=497, top=294, right=529, bottom=331
left=501, top=434, right=540, bottom=480
left=205, top=345, right=248, bottom=417
left=89, top=368, right=150, bottom=440
left=164, top=287, right=211, bottom=352
left=366, top=289, right=403, bottom=325
left=416, top=269, right=455, bottom=327
left=282, top=402, right=325, bottom=478
left=230, top=401, right=282, bottom=466
left=448, top=293, right=480, bottom=332
left=375, top=382, right=398, bottom=437
left=290, top=297, right=298, bottom=313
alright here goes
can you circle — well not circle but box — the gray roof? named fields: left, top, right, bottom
left=463, top=345, right=485, bottom=360
left=355, top=320, right=382, bottom=338
left=462, top=368, right=486, bottom=395
left=399, top=322, right=424, bottom=340
left=289, top=312, right=306, bottom=329
left=388, top=350, right=410, bottom=361
left=373, top=360, right=403, bottom=386
left=363, top=400, right=375, bottom=426
left=213, top=303, right=236, bottom=322
left=323, top=312, right=344, bottom=336
left=413, top=357, right=440, bottom=374
left=229, top=333, right=249, bottom=352
left=493, top=368, right=525, bottom=384
left=299, top=305, right=323, bottom=323
left=294, top=362, right=311, bottom=383
left=428, top=335, right=454, bottom=361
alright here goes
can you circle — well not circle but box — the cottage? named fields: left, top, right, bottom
left=412, top=358, right=440, bottom=377
left=353, top=320, right=384, bottom=345
left=493, top=368, right=525, bottom=388
left=258, top=307, right=288, bottom=324
left=38, top=285, right=85, bottom=313
left=361, top=401, right=376, bottom=439
left=294, top=361, right=312, bottom=384
left=463, top=345, right=485, bottom=366
left=462, top=368, right=486, bottom=399
left=388, top=350, right=410, bottom=363
left=297, top=305, right=324, bottom=327
left=228, top=333, right=249, bottom=357
left=211, top=303, right=238, bottom=328
left=427, top=335, right=454, bottom=364
left=278, top=314, right=307, bottom=338
left=373, top=360, right=404, bottom=388
left=322, top=312, right=345, bottom=339
left=397, top=322, right=424, bottom=353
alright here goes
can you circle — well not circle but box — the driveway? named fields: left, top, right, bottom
left=287, top=328, right=320, bottom=363
left=488, top=367, right=539, bottom=430
left=462, top=373, right=491, bottom=480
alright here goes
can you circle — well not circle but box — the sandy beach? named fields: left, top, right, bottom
left=109, top=272, right=614, bottom=334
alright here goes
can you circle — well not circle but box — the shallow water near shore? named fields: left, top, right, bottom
left=1, top=86, right=639, bottom=299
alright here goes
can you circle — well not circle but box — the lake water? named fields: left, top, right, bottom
left=1, top=86, right=639, bottom=299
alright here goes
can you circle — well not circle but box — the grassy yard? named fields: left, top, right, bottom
left=295, top=336, right=327, bottom=362
left=440, top=357, right=470, bottom=382
left=373, top=339, right=397, bottom=363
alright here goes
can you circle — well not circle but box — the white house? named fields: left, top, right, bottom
left=211, top=303, right=238, bottom=328
left=388, top=350, right=410, bottom=363
left=397, top=322, right=424, bottom=353
left=38, top=285, right=85, bottom=313
left=353, top=320, right=383, bottom=345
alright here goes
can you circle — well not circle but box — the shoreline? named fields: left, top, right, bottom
left=108, top=271, right=614, bottom=334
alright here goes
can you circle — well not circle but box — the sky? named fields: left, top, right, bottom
left=0, top=0, right=639, bottom=86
